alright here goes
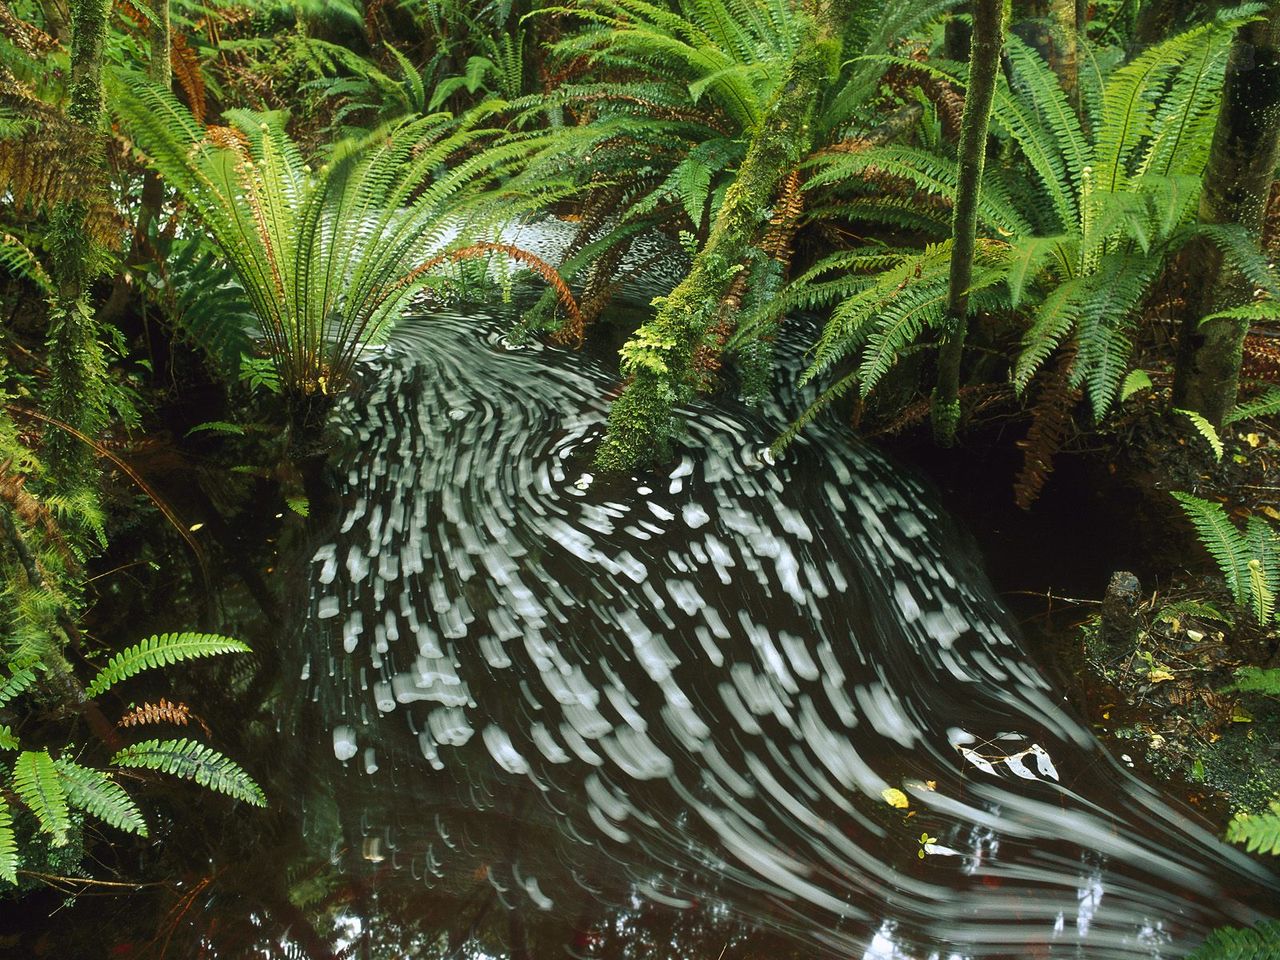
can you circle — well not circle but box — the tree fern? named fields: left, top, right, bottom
left=12, top=750, right=70, bottom=846
left=85, top=633, right=251, bottom=699
left=55, top=758, right=147, bottom=837
left=112, top=738, right=266, bottom=807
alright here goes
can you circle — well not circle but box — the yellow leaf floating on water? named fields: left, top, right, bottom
left=1148, top=666, right=1175, bottom=683
left=881, top=787, right=909, bottom=809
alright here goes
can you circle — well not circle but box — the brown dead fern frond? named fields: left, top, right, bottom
left=0, top=5, right=59, bottom=58
left=1013, top=352, right=1081, bottom=510
left=171, top=34, right=207, bottom=125
left=1243, top=329, right=1280, bottom=383
left=118, top=698, right=209, bottom=735
left=402, top=242, right=583, bottom=344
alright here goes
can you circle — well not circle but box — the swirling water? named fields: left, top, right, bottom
left=280, top=286, right=1276, bottom=959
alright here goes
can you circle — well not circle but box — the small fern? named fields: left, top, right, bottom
left=112, top=738, right=266, bottom=807
left=12, top=750, right=70, bottom=846
left=1225, top=388, right=1280, bottom=426
left=1176, top=408, right=1224, bottom=461
left=1188, top=921, right=1280, bottom=960
left=86, top=633, right=251, bottom=698
left=1173, top=493, right=1280, bottom=626
left=1224, top=667, right=1280, bottom=696
left=54, top=759, right=147, bottom=837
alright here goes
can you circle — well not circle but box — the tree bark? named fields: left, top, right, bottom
left=1135, top=0, right=1213, bottom=50
left=1171, top=5, right=1280, bottom=426
left=931, top=0, right=1007, bottom=445
left=1016, top=0, right=1079, bottom=108
left=45, top=0, right=111, bottom=497
left=596, top=13, right=831, bottom=470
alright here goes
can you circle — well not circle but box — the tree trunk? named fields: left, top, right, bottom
left=45, top=0, right=111, bottom=497
left=931, top=0, right=1007, bottom=445
left=595, top=14, right=830, bottom=470
left=1171, top=5, right=1280, bottom=427
left=100, top=0, right=171, bottom=327
left=1135, top=0, right=1213, bottom=49
left=1016, top=0, right=1079, bottom=107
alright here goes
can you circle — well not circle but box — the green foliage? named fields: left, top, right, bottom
left=112, top=73, right=567, bottom=396
left=12, top=750, right=70, bottom=847
left=786, top=13, right=1269, bottom=435
left=1176, top=408, right=1224, bottom=461
left=112, top=738, right=267, bottom=807
left=1225, top=388, right=1280, bottom=425
left=85, top=632, right=251, bottom=698
left=55, top=758, right=147, bottom=837
left=1224, top=666, right=1280, bottom=695
left=0, top=629, right=262, bottom=883
left=1188, top=922, right=1280, bottom=960
left=1173, top=492, right=1280, bottom=626
left=0, top=798, right=15, bottom=885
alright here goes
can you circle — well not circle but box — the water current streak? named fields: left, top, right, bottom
left=298, top=306, right=1275, bottom=960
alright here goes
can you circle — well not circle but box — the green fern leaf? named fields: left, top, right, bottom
left=1120, top=369, right=1153, bottom=402
left=0, top=797, right=16, bottom=884
left=112, top=738, right=267, bottom=807
left=55, top=759, right=148, bottom=837
left=1226, top=801, right=1280, bottom=855
left=1176, top=409, right=1224, bottom=461
left=12, top=750, right=70, bottom=846
left=0, top=663, right=38, bottom=707
left=1173, top=492, right=1253, bottom=606
left=1225, top=388, right=1280, bottom=425
left=86, top=633, right=251, bottom=698
left=0, top=726, right=17, bottom=751
left=1224, top=666, right=1280, bottom=695
left=1188, top=920, right=1280, bottom=960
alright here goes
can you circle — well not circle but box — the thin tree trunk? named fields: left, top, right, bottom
left=1016, top=0, right=1079, bottom=107
left=596, top=14, right=830, bottom=470
left=46, top=0, right=111, bottom=497
left=100, top=0, right=171, bottom=327
left=932, top=0, right=1007, bottom=445
left=1171, top=4, right=1280, bottom=426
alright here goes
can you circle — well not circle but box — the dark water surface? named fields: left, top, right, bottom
left=244, top=303, right=1278, bottom=960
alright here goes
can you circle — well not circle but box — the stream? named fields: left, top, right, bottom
left=267, top=284, right=1277, bottom=959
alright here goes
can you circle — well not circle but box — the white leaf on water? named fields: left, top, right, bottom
left=1002, top=751, right=1038, bottom=780
left=958, top=746, right=996, bottom=775
left=1030, top=743, right=1059, bottom=781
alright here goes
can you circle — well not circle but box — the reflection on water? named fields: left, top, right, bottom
left=265, top=306, right=1278, bottom=960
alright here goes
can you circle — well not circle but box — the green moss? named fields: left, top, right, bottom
left=597, top=16, right=830, bottom=471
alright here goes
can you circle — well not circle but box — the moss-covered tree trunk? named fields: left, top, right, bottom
left=931, top=0, right=1007, bottom=445
left=1171, top=4, right=1280, bottom=427
left=46, top=0, right=111, bottom=495
left=1016, top=0, right=1079, bottom=108
left=595, top=14, right=831, bottom=470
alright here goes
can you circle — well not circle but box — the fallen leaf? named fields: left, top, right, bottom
left=881, top=787, right=909, bottom=809
left=1148, top=667, right=1175, bottom=683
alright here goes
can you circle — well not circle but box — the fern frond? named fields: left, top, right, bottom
left=1225, top=801, right=1280, bottom=855
left=12, top=750, right=69, bottom=846
left=86, top=633, right=251, bottom=698
left=0, top=797, right=15, bottom=884
left=1227, top=388, right=1280, bottom=424
left=1176, top=408, right=1225, bottom=461
left=1188, top=920, right=1280, bottom=960
left=55, top=759, right=147, bottom=836
left=1172, top=492, right=1253, bottom=605
left=1223, top=666, right=1280, bottom=695
left=0, top=663, right=37, bottom=707
left=111, top=738, right=266, bottom=807
left=1187, top=921, right=1280, bottom=957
